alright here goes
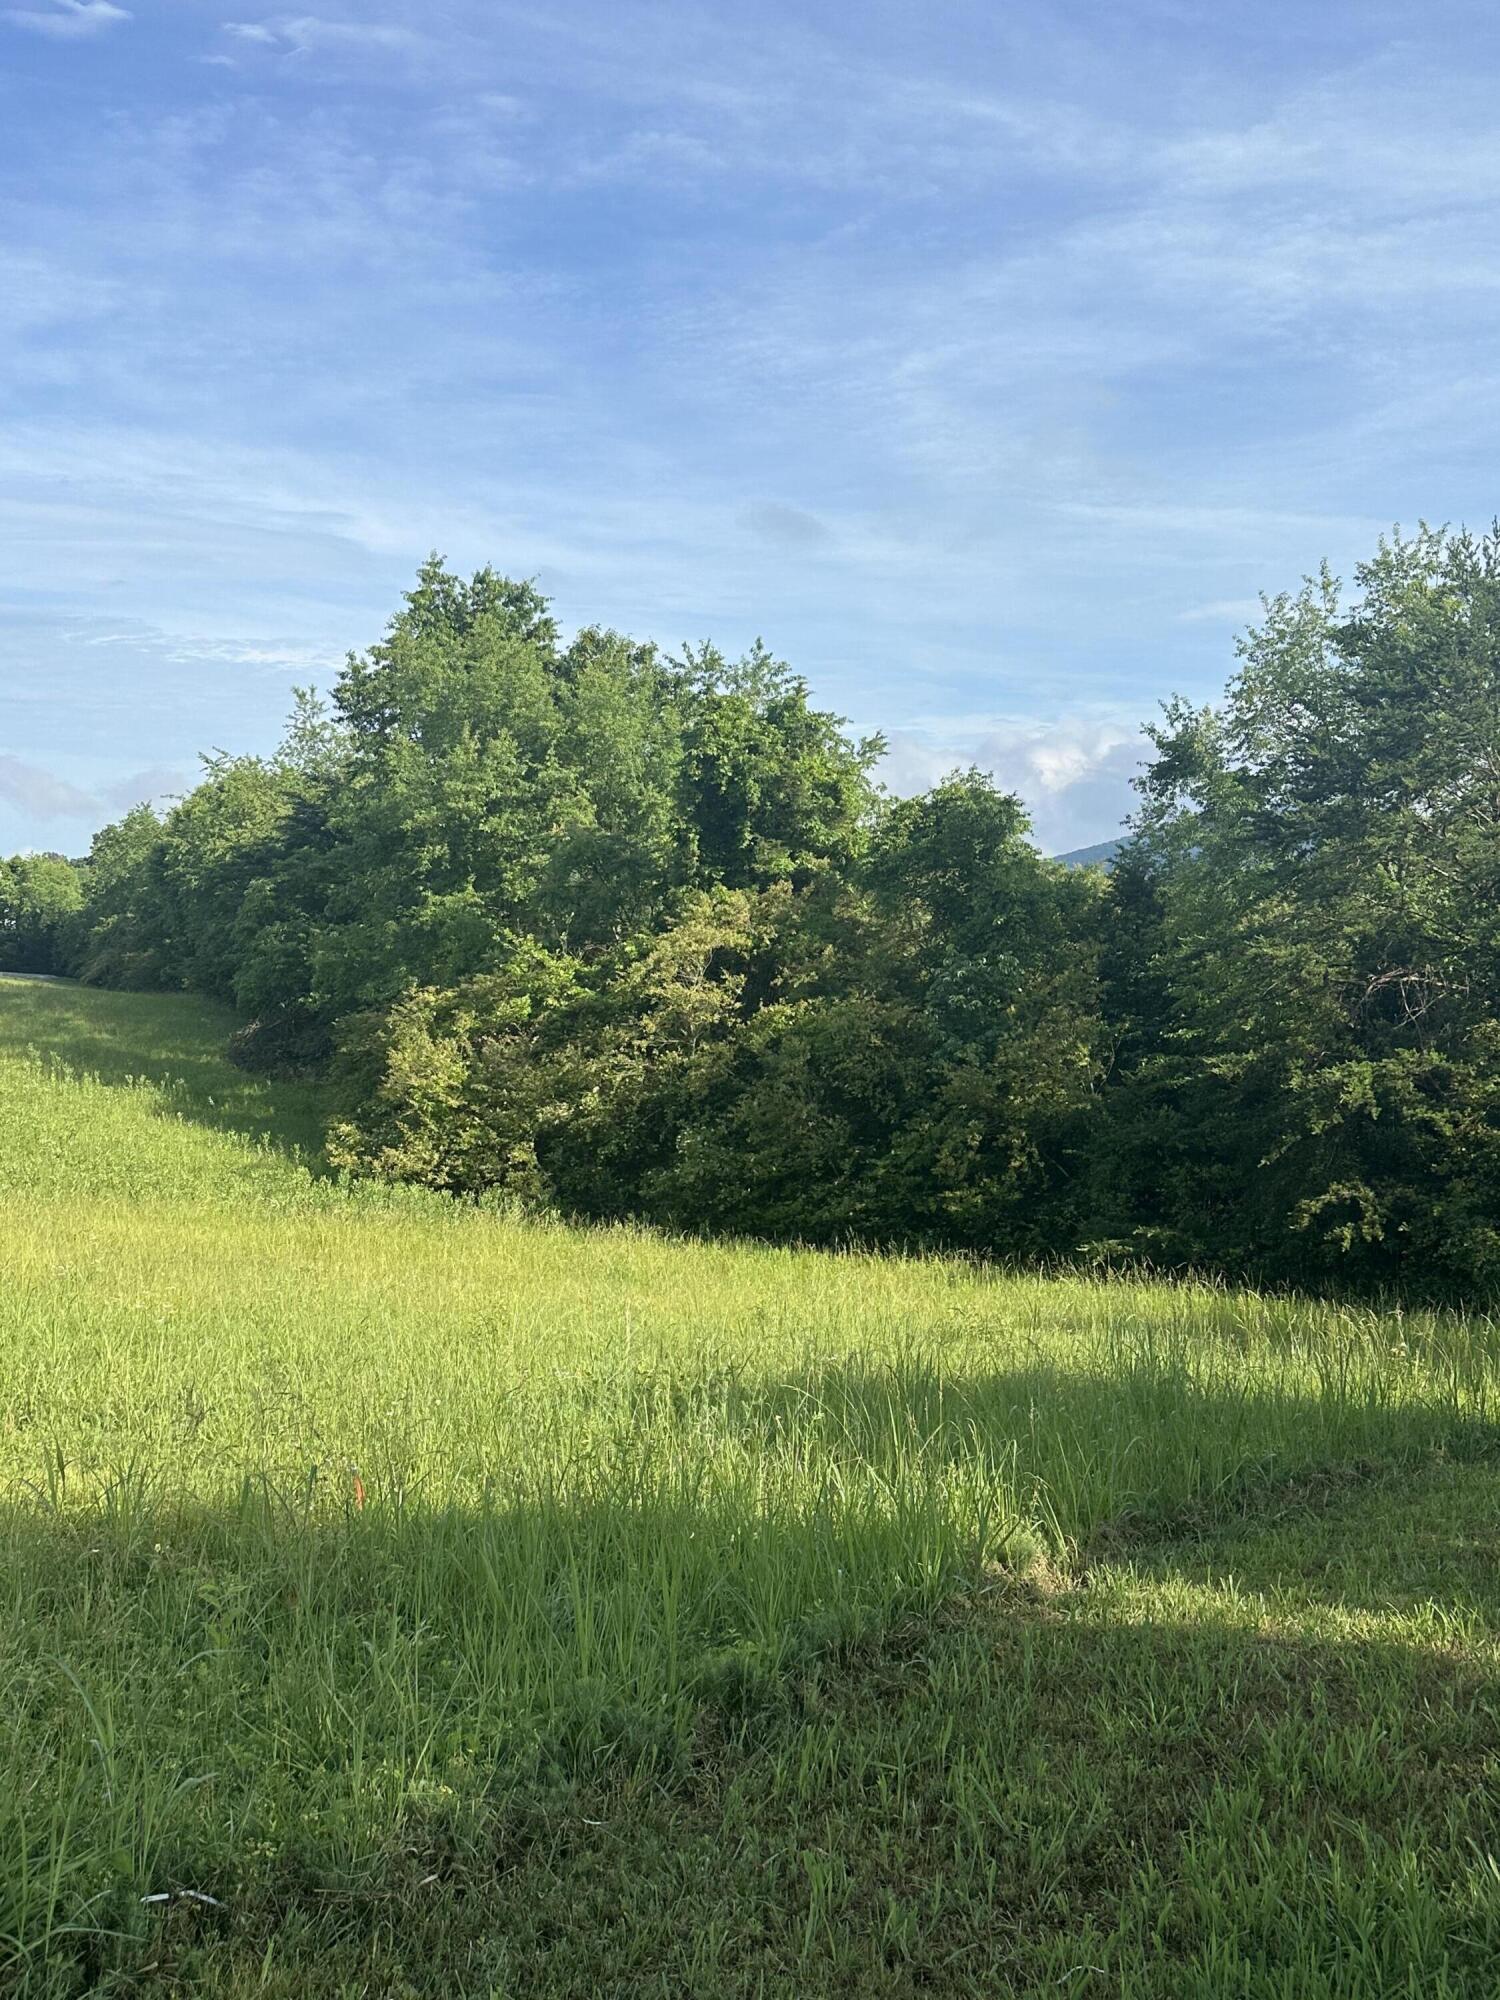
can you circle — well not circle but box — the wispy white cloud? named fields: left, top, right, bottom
left=4, top=0, right=128, bottom=36
left=1177, top=598, right=1264, bottom=625
left=219, top=14, right=427, bottom=58
left=0, top=250, right=121, bottom=338
left=68, top=618, right=346, bottom=676
left=280, top=14, right=424, bottom=51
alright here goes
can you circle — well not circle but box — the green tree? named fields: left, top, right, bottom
left=311, top=559, right=577, bottom=1013
left=153, top=755, right=295, bottom=1001
left=75, top=805, right=171, bottom=988
left=672, top=640, right=884, bottom=889
left=612, top=777, right=1108, bottom=1252
left=1111, top=526, right=1500, bottom=1296
left=533, top=628, right=686, bottom=951
left=0, top=853, right=84, bottom=974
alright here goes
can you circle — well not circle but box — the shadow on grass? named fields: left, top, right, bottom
left=582, top=1347, right=1500, bottom=1565
left=7, top=1444, right=1500, bottom=1999
left=0, top=974, right=331, bottom=1165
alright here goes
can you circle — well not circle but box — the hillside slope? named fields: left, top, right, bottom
left=1054, top=836, right=1123, bottom=868
left=3, top=974, right=1499, bottom=1997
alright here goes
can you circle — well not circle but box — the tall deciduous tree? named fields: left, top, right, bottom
left=1107, top=526, right=1500, bottom=1292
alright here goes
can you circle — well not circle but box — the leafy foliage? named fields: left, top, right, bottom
left=0, top=851, right=83, bottom=973
left=42, top=528, right=1500, bottom=1298
left=1095, top=526, right=1500, bottom=1295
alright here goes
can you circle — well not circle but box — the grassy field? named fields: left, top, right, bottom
left=3, top=974, right=1500, bottom=1996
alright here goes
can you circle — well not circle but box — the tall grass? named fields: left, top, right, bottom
left=2, top=975, right=1498, bottom=1985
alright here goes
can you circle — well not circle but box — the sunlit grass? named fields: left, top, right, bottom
left=4, top=973, right=1499, bottom=1995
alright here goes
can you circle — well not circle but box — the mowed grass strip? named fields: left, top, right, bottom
left=2, top=975, right=1499, bottom=1995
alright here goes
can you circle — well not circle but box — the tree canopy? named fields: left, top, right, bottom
left=17, top=527, right=1499, bottom=1301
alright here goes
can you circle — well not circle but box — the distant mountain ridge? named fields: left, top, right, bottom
left=1053, top=838, right=1122, bottom=869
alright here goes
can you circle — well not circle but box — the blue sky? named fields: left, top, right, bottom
left=3, top=0, right=1498, bottom=855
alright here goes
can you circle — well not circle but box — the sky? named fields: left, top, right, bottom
left=3, top=1, right=1499, bottom=857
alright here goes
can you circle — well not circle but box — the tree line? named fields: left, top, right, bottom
left=7, top=526, right=1499, bottom=1299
